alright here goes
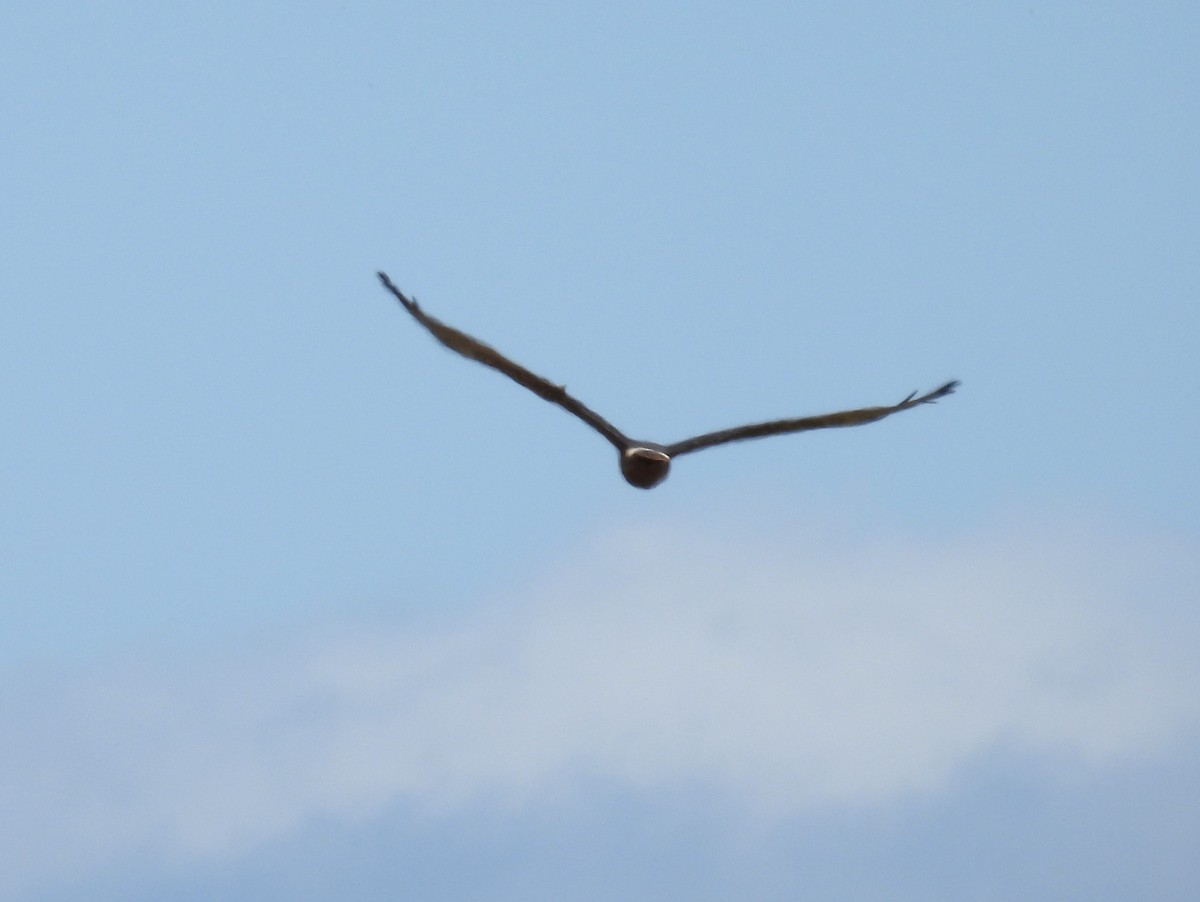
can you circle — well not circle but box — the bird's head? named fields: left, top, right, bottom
left=620, top=445, right=671, bottom=489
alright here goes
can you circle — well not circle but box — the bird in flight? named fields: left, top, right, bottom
left=377, top=272, right=958, bottom=489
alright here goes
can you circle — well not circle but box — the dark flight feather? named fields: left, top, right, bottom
left=665, top=380, right=959, bottom=457
left=377, top=272, right=629, bottom=450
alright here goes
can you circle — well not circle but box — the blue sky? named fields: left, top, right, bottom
left=2, top=2, right=1198, bottom=898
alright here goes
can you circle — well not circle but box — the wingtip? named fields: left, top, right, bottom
left=901, top=379, right=959, bottom=407
left=925, top=379, right=960, bottom=403
left=376, top=271, right=420, bottom=313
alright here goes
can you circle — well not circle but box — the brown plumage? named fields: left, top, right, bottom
left=378, top=272, right=958, bottom=489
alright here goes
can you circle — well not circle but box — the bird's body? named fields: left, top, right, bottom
left=620, top=445, right=672, bottom=490
left=377, top=272, right=957, bottom=489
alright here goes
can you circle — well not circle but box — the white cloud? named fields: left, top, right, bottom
left=2, top=510, right=1197, bottom=896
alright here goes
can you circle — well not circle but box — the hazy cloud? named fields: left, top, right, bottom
left=2, top=511, right=1197, bottom=896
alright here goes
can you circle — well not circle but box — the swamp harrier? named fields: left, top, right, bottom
left=378, top=272, right=957, bottom=489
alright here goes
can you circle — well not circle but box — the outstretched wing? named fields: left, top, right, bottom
left=377, top=272, right=630, bottom=450
left=665, top=380, right=959, bottom=457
